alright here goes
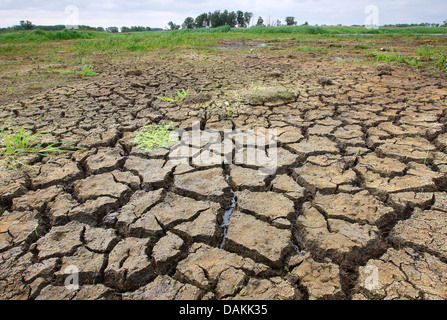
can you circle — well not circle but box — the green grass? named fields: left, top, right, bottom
left=79, top=64, right=99, bottom=77
left=157, top=89, right=189, bottom=103
left=296, top=45, right=328, bottom=53
left=133, top=123, right=179, bottom=151
left=0, top=29, right=104, bottom=44
left=0, top=119, right=77, bottom=169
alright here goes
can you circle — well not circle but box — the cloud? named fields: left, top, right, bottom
left=0, top=0, right=446, bottom=28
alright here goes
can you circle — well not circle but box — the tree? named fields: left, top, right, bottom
left=236, top=10, right=245, bottom=27
left=96, top=27, right=105, bottom=32
left=285, top=16, right=297, bottom=26
left=106, top=26, right=119, bottom=33
left=195, top=13, right=209, bottom=28
left=182, top=17, right=195, bottom=29
left=244, top=12, right=253, bottom=27
left=121, top=26, right=130, bottom=33
left=256, top=16, right=264, bottom=27
left=210, top=10, right=222, bottom=28
left=227, top=11, right=237, bottom=27
left=220, top=10, right=229, bottom=27
left=167, top=21, right=180, bottom=30
left=20, top=20, right=33, bottom=30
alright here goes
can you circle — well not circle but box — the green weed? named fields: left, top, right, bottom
left=0, top=119, right=77, bottom=170
left=133, top=122, right=179, bottom=151
left=79, top=64, right=99, bottom=77
left=158, top=89, right=189, bottom=103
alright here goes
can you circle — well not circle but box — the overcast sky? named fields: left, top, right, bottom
left=0, top=0, right=446, bottom=29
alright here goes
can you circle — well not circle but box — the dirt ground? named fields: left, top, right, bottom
left=0, top=37, right=446, bottom=300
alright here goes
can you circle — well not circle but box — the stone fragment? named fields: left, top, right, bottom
left=174, top=168, right=230, bottom=203
left=55, top=246, right=106, bottom=285
left=291, top=253, right=345, bottom=300
left=357, top=153, right=406, bottom=176
left=12, top=186, right=63, bottom=212
left=73, top=173, right=130, bottom=203
left=152, top=232, right=184, bottom=274
left=83, top=225, right=118, bottom=253
left=46, top=194, right=78, bottom=226
left=110, top=170, right=141, bottom=190
left=0, top=248, right=34, bottom=299
left=173, top=208, right=218, bottom=244
left=144, top=193, right=211, bottom=229
left=123, top=275, right=202, bottom=300
left=36, top=221, right=85, bottom=260
left=387, top=192, right=434, bottom=212
left=389, top=209, right=447, bottom=261
left=224, top=211, right=292, bottom=267
left=0, top=169, right=28, bottom=203
left=293, top=162, right=357, bottom=194
left=296, top=203, right=385, bottom=264
left=236, top=190, right=295, bottom=224
left=270, top=174, right=306, bottom=201
left=175, top=243, right=270, bottom=296
left=104, top=237, right=155, bottom=291
left=354, top=248, right=447, bottom=300
left=68, top=196, right=119, bottom=225
left=124, top=156, right=172, bottom=190
left=114, top=189, right=163, bottom=234
left=85, top=147, right=125, bottom=174
left=313, top=190, right=396, bottom=227
left=32, top=158, right=83, bottom=189
left=288, top=136, right=339, bottom=157
left=228, top=165, right=265, bottom=190
left=0, top=210, right=39, bottom=250
left=74, top=284, right=113, bottom=300
left=231, top=277, right=298, bottom=300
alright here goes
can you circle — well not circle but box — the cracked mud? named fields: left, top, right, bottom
left=0, top=43, right=446, bottom=300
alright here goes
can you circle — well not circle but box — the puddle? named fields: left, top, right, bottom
left=292, top=243, right=303, bottom=256
left=332, top=56, right=364, bottom=62
left=219, top=173, right=237, bottom=249
left=214, top=41, right=267, bottom=50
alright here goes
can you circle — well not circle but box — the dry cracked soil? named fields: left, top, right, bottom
left=0, top=42, right=447, bottom=300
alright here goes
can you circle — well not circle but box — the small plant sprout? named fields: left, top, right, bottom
left=424, top=150, right=430, bottom=164
left=79, top=64, right=99, bottom=78
left=133, top=122, right=179, bottom=151
left=158, top=89, right=189, bottom=103
left=0, top=119, right=77, bottom=170
left=225, top=101, right=233, bottom=119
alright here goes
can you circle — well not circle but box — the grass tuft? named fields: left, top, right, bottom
left=0, top=119, right=77, bottom=170
left=133, top=122, right=179, bottom=151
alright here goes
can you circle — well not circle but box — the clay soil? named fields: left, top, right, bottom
left=0, top=34, right=446, bottom=300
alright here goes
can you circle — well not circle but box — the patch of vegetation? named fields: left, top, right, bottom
left=296, top=45, right=328, bottom=53
left=79, top=64, right=99, bottom=77
left=0, top=120, right=77, bottom=170
left=158, top=89, right=189, bottom=103
left=133, top=123, right=179, bottom=151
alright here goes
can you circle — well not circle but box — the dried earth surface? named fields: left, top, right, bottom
left=0, top=38, right=446, bottom=300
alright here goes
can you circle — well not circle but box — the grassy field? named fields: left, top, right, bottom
left=0, top=25, right=446, bottom=105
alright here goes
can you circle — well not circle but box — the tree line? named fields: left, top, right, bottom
left=167, top=10, right=255, bottom=30
left=0, top=20, right=161, bottom=33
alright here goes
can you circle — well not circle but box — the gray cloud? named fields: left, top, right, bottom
left=0, top=0, right=446, bottom=28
